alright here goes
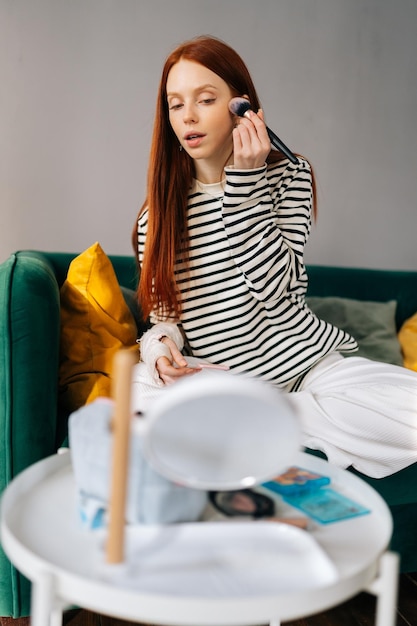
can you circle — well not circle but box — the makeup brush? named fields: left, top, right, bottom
left=229, top=97, right=298, bottom=165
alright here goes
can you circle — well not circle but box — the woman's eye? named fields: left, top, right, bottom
left=169, top=103, right=183, bottom=111
left=200, top=98, right=215, bottom=105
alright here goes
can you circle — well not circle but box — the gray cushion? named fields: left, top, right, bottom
left=121, top=286, right=148, bottom=335
left=306, top=297, right=403, bottom=366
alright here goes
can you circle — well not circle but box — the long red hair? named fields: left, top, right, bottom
left=133, top=35, right=316, bottom=319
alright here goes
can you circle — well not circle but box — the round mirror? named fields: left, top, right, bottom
left=133, top=371, right=300, bottom=491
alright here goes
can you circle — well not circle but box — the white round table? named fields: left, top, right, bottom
left=1, top=450, right=398, bottom=626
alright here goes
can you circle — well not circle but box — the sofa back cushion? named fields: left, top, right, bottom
left=306, top=265, right=417, bottom=329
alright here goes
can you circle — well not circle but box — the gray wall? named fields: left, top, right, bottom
left=1, top=0, right=416, bottom=269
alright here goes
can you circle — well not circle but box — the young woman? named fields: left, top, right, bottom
left=132, top=35, right=417, bottom=479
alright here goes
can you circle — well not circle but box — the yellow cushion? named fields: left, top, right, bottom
left=398, top=312, right=417, bottom=371
left=59, top=242, right=139, bottom=414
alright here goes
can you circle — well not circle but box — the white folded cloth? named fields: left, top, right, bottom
left=68, top=398, right=207, bottom=528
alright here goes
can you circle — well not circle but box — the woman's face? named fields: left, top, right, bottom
left=166, top=59, right=235, bottom=182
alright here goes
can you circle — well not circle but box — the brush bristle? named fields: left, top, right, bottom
left=228, top=97, right=252, bottom=117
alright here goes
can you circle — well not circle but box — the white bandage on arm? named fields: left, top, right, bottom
left=140, top=322, right=184, bottom=385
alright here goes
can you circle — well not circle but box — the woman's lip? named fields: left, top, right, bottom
left=184, top=134, right=205, bottom=148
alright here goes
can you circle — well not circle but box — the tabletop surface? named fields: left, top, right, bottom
left=1, top=450, right=393, bottom=624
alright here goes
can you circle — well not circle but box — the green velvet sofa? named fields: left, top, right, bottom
left=0, top=249, right=416, bottom=619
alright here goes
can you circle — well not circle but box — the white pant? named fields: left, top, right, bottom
left=131, top=353, right=417, bottom=479
left=293, top=353, right=417, bottom=478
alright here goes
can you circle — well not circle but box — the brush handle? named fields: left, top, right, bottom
left=266, top=126, right=298, bottom=164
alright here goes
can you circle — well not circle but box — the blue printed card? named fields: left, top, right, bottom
left=284, top=487, right=371, bottom=524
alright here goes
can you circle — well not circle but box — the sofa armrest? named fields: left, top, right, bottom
left=0, top=251, right=64, bottom=615
left=0, top=251, right=64, bottom=473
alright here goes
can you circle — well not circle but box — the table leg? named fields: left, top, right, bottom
left=366, top=551, right=400, bottom=626
left=50, top=604, right=64, bottom=626
left=30, top=572, right=56, bottom=626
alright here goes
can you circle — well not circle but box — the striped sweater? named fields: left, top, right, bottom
left=136, top=157, right=357, bottom=390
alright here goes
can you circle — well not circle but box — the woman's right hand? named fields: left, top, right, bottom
left=156, top=336, right=200, bottom=384
left=233, top=109, right=271, bottom=170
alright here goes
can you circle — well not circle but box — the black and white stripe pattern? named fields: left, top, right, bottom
left=137, top=158, right=357, bottom=389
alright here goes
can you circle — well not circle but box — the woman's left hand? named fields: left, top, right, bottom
left=232, top=109, right=271, bottom=170
left=156, top=336, right=200, bottom=385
